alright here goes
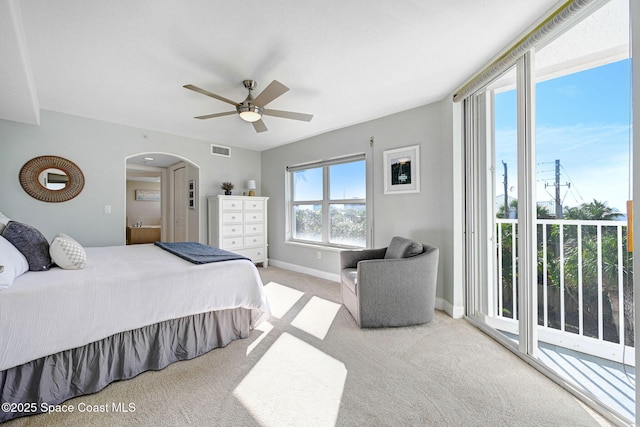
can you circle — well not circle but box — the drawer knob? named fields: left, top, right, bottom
left=232, top=216, right=236, bottom=219
left=232, top=241, right=236, bottom=244
left=253, top=239, right=257, bottom=242
left=253, top=216, right=257, bottom=219
left=232, top=228, right=236, bottom=232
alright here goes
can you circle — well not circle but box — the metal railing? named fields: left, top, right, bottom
left=494, top=218, right=634, bottom=364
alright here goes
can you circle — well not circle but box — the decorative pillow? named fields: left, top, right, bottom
left=2, top=221, right=52, bottom=271
left=384, top=236, right=424, bottom=259
left=0, top=212, right=10, bottom=234
left=50, top=233, right=86, bottom=270
left=0, top=235, right=29, bottom=289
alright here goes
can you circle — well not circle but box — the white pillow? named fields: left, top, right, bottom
left=0, top=235, right=29, bottom=289
left=0, top=212, right=10, bottom=235
left=50, top=233, right=86, bottom=270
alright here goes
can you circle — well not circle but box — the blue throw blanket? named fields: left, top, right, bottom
left=154, top=242, right=250, bottom=264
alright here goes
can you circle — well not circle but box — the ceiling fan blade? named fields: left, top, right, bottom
left=194, top=111, right=237, bottom=120
left=183, top=84, right=239, bottom=106
left=263, top=109, right=313, bottom=122
left=253, top=80, right=289, bottom=107
left=252, top=119, right=268, bottom=133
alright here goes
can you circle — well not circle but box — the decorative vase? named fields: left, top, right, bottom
left=224, top=190, right=232, bottom=195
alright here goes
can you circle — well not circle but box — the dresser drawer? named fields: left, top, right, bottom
left=244, top=235, right=265, bottom=247
left=222, top=224, right=243, bottom=236
left=222, top=237, right=243, bottom=249
left=222, top=212, right=243, bottom=223
left=235, top=247, right=266, bottom=262
left=222, top=199, right=242, bottom=210
left=244, top=212, right=264, bottom=223
left=244, top=223, right=264, bottom=235
left=243, top=200, right=264, bottom=211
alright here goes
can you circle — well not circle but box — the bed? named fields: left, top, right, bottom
left=0, top=243, right=271, bottom=422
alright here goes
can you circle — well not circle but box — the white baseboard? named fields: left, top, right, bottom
left=268, top=259, right=341, bottom=283
left=436, top=297, right=465, bottom=319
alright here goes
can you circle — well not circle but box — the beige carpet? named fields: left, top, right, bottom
left=5, top=266, right=611, bottom=426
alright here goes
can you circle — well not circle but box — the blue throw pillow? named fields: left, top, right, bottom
left=2, top=221, right=52, bottom=271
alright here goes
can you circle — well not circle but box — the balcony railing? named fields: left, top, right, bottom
left=493, top=218, right=634, bottom=365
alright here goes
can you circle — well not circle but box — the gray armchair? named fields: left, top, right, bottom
left=340, top=236, right=439, bottom=328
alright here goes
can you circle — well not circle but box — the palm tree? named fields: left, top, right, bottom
left=564, top=199, right=620, bottom=221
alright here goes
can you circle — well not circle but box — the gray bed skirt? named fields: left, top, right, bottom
left=0, top=308, right=252, bottom=423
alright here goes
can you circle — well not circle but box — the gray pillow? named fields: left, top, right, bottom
left=384, top=236, right=423, bottom=259
left=2, top=221, right=52, bottom=271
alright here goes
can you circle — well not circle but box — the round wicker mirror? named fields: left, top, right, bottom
left=19, top=156, right=85, bottom=202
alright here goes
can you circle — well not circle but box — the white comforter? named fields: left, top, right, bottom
left=0, top=244, right=271, bottom=371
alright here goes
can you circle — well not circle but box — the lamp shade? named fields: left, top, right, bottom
left=248, top=180, right=256, bottom=196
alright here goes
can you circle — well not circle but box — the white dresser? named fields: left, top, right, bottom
left=208, top=195, right=269, bottom=266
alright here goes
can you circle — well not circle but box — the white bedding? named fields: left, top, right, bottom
left=0, top=244, right=271, bottom=371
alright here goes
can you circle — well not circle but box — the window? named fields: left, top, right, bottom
left=288, top=154, right=366, bottom=248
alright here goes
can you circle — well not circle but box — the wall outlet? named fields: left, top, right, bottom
left=104, top=204, right=112, bottom=214
left=316, top=251, right=321, bottom=259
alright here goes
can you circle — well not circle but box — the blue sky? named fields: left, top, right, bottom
left=495, top=58, right=632, bottom=213
left=293, top=160, right=366, bottom=202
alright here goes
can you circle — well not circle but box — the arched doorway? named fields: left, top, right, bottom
left=125, top=153, right=200, bottom=243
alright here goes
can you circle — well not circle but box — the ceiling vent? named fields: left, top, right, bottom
left=211, top=144, right=231, bottom=157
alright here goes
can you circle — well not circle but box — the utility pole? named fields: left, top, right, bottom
left=555, top=160, right=562, bottom=219
left=503, top=161, right=509, bottom=218
left=548, top=159, right=570, bottom=219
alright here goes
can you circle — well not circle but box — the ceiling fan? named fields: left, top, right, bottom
left=183, top=80, right=313, bottom=133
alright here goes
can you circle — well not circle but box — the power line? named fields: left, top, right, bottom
left=559, top=163, right=585, bottom=203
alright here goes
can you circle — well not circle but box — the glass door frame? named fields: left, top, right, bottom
left=464, top=54, right=538, bottom=358
left=463, top=46, right=634, bottom=425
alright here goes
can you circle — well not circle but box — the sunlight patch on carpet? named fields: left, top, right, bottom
left=234, top=333, right=347, bottom=426
left=291, top=296, right=341, bottom=340
left=247, top=321, right=274, bottom=355
left=264, top=282, right=304, bottom=318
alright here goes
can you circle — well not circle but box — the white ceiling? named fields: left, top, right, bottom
left=1, top=0, right=562, bottom=152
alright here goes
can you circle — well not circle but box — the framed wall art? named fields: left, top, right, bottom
left=188, top=179, right=196, bottom=209
left=383, top=145, right=420, bottom=194
left=135, top=189, right=160, bottom=202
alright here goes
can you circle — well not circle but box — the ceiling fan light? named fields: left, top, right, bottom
left=238, top=105, right=262, bottom=122
left=239, top=111, right=262, bottom=122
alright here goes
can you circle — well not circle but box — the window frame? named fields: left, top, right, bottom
left=287, top=154, right=367, bottom=249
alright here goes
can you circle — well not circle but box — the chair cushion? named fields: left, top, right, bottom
left=341, top=268, right=358, bottom=294
left=384, top=236, right=423, bottom=259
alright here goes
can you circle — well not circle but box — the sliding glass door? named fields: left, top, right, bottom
left=464, top=0, right=633, bottom=421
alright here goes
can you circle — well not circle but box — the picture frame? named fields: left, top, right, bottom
left=383, top=145, right=420, bottom=194
left=134, top=189, right=160, bottom=202
left=188, top=179, right=196, bottom=209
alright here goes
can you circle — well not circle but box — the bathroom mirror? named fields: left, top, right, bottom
left=19, top=156, right=84, bottom=202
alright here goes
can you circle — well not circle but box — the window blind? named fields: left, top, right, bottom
left=286, top=153, right=365, bottom=172
left=452, top=0, right=603, bottom=102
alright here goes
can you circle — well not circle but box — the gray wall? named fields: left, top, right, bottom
left=0, top=110, right=261, bottom=246
left=261, top=100, right=459, bottom=310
